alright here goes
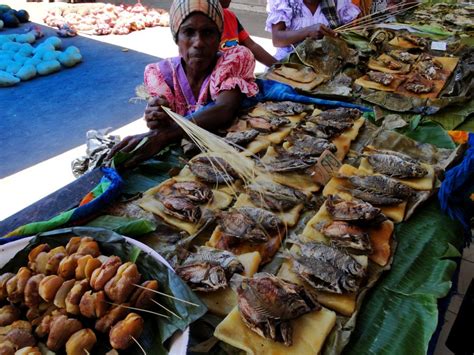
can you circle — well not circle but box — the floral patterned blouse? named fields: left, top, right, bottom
left=144, top=46, right=258, bottom=116
left=266, top=0, right=360, bottom=60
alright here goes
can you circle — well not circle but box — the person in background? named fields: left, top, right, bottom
left=109, top=0, right=258, bottom=167
left=219, top=0, right=277, bottom=67
left=266, top=0, right=360, bottom=60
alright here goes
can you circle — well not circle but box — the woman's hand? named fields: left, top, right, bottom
left=144, top=96, right=171, bottom=129
left=306, top=24, right=337, bottom=39
left=107, top=130, right=167, bottom=169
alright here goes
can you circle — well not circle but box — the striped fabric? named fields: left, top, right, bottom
left=320, top=0, right=341, bottom=28
left=169, top=0, right=224, bottom=41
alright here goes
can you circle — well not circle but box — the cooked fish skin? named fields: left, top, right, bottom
left=236, top=273, right=320, bottom=346
left=367, top=71, right=394, bottom=86
left=404, top=76, right=434, bottom=93
left=244, top=115, right=290, bottom=133
left=381, top=57, right=402, bottom=70
left=176, top=262, right=228, bottom=292
left=170, top=181, right=213, bottom=203
left=388, top=50, right=416, bottom=64
left=261, top=101, right=308, bottom=116
left=350, top=189, right=404, bottom=206
left=299, top=242, right=365, bottom=278
left=217, top=210, right=270, bottom=243
left=368, top=153, right=428, bottom=178
left=318, top=108, right=361, bottom=122
left=286, top=132, right=337, bottom=158
left=367, top=148, right=418, bottom=164
left=321, top=221, right=372, bottom=254
left=189, top=156, right=238, bottom=184
left=161, top=196, right=201, bottom=222
left=225, top=129, right=259, bottom=146
left=348, top=175, right=414, bottom=199
left=326, top=194, right=385, bottom=223
left=184, top=247, right=244, bottom=276
left=292, top=256, right=360, bottom=294
left=247, top=181, right=307, bottom=211
left=238, top=207, right=283, bottom=231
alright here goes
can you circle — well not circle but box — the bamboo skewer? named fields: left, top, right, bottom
left=106, top=301, right=170, bottom=318
left=133, top=283, right=200, bottom=307
left=151, top=298, right=183, bottom=319
left=132, top=336, right=147, bottom=355
left=335, top=2, right=421, bottom=33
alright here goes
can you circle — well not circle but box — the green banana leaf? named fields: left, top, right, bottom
left=345, top=199, right=464, bottom=355
left=398, top=118, right=456, bottom=149
left=86, top=215, right=156, bottom=236
left=455, top=117, right=474, bottom=132
left=0, top=227, right=207, bottom=354
left=429, top=99, right=474, bottom=131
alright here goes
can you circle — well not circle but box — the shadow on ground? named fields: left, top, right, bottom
left=0, top=22, right=160, bottom=178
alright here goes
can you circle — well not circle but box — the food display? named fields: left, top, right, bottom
left=0, top=231, right=205, bottom=354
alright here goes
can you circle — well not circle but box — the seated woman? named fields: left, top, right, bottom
left=266, top=0, right=361, bottom=60
left=110, top=0, right=258, bottom=167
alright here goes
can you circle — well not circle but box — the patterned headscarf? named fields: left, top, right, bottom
left=169, top=0, right=224, bottom=42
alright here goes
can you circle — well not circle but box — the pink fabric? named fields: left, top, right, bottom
left=144, top=46, right=258, bottom=116
left=266, top=0, right=360, bottom=60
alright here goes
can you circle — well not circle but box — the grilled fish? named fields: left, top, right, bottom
left=189, top=156, right=239, bottom=184
left=161, top=196, right=201, bottom=222
left=217, top=210, right=270, bottom=243
left=260, top=101, right=309, bottom=116
left=247, top=180, right=307, bottom=211
left=367, top=71, right=394, bottom=86
left=321, top=221, right=372, bottom=254
left=245, top=115, right=290, bottom=133
left=367, top=151, right=428, bottom=178
left=177, top=247, right=244, bottom=292
left=169, top=181, right=213, bottom=203
left=348, top=175, right=414, bottom=199
left=286, top=131, right=337, bottom=158
left=225, top=129, right=259, bottom=146
left=404, top=75, right=434, bottom=94
left=236, top=273, right=320, bottom=346
left=326, top=194, right=385, bottom=224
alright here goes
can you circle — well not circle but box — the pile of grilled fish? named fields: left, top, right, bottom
left=300, top=108, right=360, bottom=140
left=247, top=180, right=307, bottom=211
left=365, top=149, right=428, bottom=179
left=189, top=156, right=239, bottom=184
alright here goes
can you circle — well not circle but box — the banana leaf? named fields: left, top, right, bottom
left=399, top=119, right=456, bottom=149
left=0, top=227, right=207, bottom=354
left=429, top=99, right=474, bottom=130
left=345, top=198, right=464, bottom=355
left=455, top=116, right=474, bottom=132
left=86, top=215, right=156, bottom=236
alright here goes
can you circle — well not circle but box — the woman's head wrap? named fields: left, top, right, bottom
left=169, top=0, right=224, bottom=42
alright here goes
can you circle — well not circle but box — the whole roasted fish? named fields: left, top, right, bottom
left=260, top=101, right=309, bottom=116
left=348, top=175, right=414, bottom=199
left=326, top=194, right=386, bottom=224
left=225, top=129, right=259, bottom=146
left=244, top=115, right=290, bottom=133
left=404, top=75, right=434, bottom=94
left=189, top=156, right=239, bottom=184
left=169, top=181, right=213, bottom=203
left=286, top=131, right=336, bottom=158
left=176, top=247, right=244, bottom=292
left=239, top=207, right=283, bottom=231
left=290, top=242, right=365, bottom=294
left=236, top=273, right=320, bottom=346
left=261, top=146, right=315, bottom=173
left=320, top=221, right=372, bottom=254
left=217, top=210, right=271, bottom=243
left=247, top=180, right=307, bottom=211
left=367, top=150, right=428, bottom=178
left=318, top=108, right=361, bottom=122
left=161, top=196, right=201, bottom=222
left=368, top=71, right=394, bottom=86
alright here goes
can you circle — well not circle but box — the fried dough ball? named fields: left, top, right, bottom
left=58, top=254, right=82, bottom=280
left=53, top=279, right=75, bottom=309
left=0, top=273, right=15, bottom=301
left=0, top=321, right=32, bottom=336
left=35, top=313, right=61, bottom=338
left=66, top=237, right=82, bottom=254
left=90, top=256, right=121, bottom=291
left=109, top=313, right=144, bottom=350
left=27, top=304, right=65, bottom=328
left=47, top=315, right=82, bottom=351
left=7, top=268, right=32, bottom=303
left=66, top=280, right=90, bottom=315
left=45, top=246, right=67, bottom=275
left=0, top=305, right=21, bottom=327
left=24, top=274, right=45, bottom=308
left=15, top=347, right=41, bottom=355
left=130, top=280, right=158, bottom=309
left=39, top=275, right=64, bottom=303
left=65, top=328, right=97, bottom=355
left=76, top=237, right=100, bottom=257
left=105, top=262, right=141, bottom=303
left=0, top=339, right=15, bottom=355
left=95, top=304, right=129, bottom=333
left=76, top=255, right=102, bottom=280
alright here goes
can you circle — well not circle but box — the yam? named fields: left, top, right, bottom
left=36, top=60, right=61, bottom=76
left=0, top=70, right=20, bottom=86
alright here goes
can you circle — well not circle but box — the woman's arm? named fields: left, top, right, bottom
left=271, top=21, right=335, bottom=48
left=241, top=37, right=277, bottom=67
left=109, top=89, right=242, bottom=168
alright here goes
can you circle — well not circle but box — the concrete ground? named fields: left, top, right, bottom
left=0, top=2, right=471, bottom=355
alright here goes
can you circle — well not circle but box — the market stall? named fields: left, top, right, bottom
left=0, top=2, right=472, bottom=354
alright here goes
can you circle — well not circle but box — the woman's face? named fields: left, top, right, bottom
left=177, top=13, right=221, bottom=73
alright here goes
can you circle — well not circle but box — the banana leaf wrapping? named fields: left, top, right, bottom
left=0, top=227, right=207, bottom=354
